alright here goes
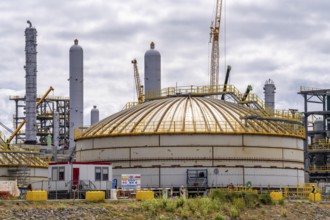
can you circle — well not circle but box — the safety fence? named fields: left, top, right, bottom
left=308, top=139, right=330, bottom=152
left=3, top=182, right=330, bottom=202
left=141, top=84, right=301, bottom=122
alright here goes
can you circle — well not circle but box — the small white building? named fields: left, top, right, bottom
left=48, top=162, right=112, bottom=198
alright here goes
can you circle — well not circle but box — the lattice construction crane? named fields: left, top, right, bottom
left=209, top=0, right=223, bottom=88
left=131, top=59, right=144, bottom=104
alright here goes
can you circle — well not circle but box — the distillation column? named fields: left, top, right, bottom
left=69, top=39, right=84, bottom=149
left=144, top=42, right=161, bottom=99
left=91, top=106, right=99, bottom=125
left=53, top=112, right=59, bottom=162
left=263, top=79, right=276, bottom=112
left=24, top=21, right=37, bottom=144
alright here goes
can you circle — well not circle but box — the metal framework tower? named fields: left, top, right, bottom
left=298, top=87, right=330, bottom=182
left=24, top=21, right=37, bottom=144
left=209, top=0, right=223, bottom=88
left=10, top=95, right=70, bottom=146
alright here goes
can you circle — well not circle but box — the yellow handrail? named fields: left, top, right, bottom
left=75, top=119, right=305, bottom=140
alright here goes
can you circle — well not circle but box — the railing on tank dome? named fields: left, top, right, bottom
left=74, top=119, right=305, bottom=140
left=122, top=102, right=139, bottom=110
left=0, top=144, right=48, bottom=168
left=142, top=84, right=302, bottom=122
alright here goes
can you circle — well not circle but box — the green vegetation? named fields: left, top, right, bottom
left=138, top=190, right=275, bottom=219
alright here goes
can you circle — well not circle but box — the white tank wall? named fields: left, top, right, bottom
left=69, top=39, right=84, bottom=149
left=94, top=135, right=159, bottom=148
left=113, top=167, right=304, bottom=188
left=131, top=147, right=212, bottom=159
left=77, top=133, right=304, bottom=187
left=78, top=134, right=303, bottom=149
left=160, top=135, right=243, bottom=146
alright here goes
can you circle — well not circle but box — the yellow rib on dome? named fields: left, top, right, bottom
left=75, top=97, right=305, bottom=140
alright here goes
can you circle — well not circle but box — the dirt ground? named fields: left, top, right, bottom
left=0, top=199, right=329, bottom=220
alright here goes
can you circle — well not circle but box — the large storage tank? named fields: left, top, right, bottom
left=76, top=97, right=305, bottom=188
left=144, top=42, right=161, bottom=99
left=69, top=39, right=84, bottom=149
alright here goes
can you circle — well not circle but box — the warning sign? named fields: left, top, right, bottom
left=121, top=174, right=141, bottom=189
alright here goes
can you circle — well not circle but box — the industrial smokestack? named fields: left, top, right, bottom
left=91, top=105, right=99, bottom=125
left=24, top=20, right=37, bottom=144
left=263, top=79, right=276, bottom=112
left=69, top=39, right=83, bottom=149
left=144, top=41, right=161, bottom=99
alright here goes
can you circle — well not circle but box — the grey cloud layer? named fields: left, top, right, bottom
left=0, top=0, right=329, bottom=133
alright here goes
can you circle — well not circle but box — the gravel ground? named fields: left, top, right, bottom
left=0, top=200, right=329, bottom=220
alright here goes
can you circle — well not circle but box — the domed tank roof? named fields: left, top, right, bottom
left=77, top=97, right=304, bottom=139
left=70, top=39, right=83, bottom=51
left=144, top=41, right=160, bottom=56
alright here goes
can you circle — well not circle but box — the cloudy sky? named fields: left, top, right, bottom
left=0, top=0, right=329, bottom=134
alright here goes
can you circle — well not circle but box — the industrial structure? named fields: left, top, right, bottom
left=144, top=42, right=161, bottom=99
left=75, top=91, right=305, bottom=188
left=264, top=79, right=276, bottom=112
left=0, top=22, right=73, bottom=188
left=69, top=39, right=84, bottom=149
left=9, top=91, right=70, bottom=146
left=74, top=42, right=305, bottom=189
left=132, top=59, right=144, bottom=104
left=1, top=0, right=325, bottom=195
left=24, top=20, right=38, bottom=144
left=0, top=139, right=48, bottom=187
left=91, top=106, right=100, bottom=125
left=209, top=0, right=223, bottom=87
left=298, top=87, right=330, bottom=182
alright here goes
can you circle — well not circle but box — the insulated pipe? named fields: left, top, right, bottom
left=221, top=65, right=232, bottom=100
left=53, top=112, right=59, bottom=162
left=242, top=85, right=253, bottom=101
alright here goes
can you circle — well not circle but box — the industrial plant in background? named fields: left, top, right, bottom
left=299, top=88, right=330, bottom=183
left=0, top=0, right=329, bottom=194
left=75, top=40, right=306, bottom=190
left=69, top=39, right=84, bottom=150
left=0, top=21, right=100, bottom=190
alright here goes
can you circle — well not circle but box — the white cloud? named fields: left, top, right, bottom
left=0, top=0, right=329, bottom=132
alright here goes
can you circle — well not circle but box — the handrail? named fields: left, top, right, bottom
left=308, top=165, right=330, bottom=172
left=143, top=84, right=301, bottom=121
left=75, top=119, right=305, bottom=140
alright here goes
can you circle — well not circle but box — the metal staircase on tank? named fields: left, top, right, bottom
left=123, top=84, right=302, bottom=124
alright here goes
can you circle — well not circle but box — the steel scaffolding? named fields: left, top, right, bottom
left=9, top=95, right=70, bottom=147
left=298, top=87, right=330, bottom=182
